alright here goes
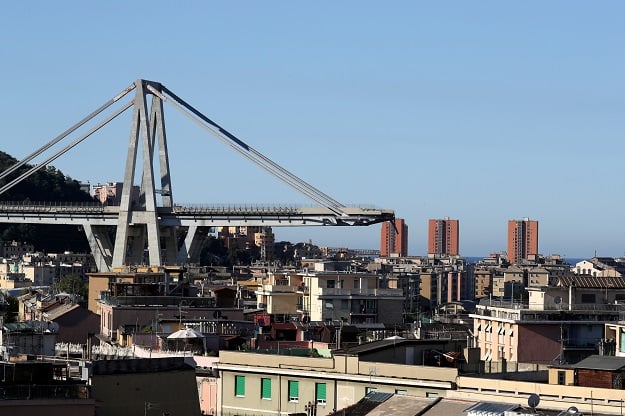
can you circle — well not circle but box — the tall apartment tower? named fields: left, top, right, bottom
left=380, top=218, right=408, bottom=257
left=428, top=217, right=459, bottom=256
left=507, top=218, right=538, bottom=264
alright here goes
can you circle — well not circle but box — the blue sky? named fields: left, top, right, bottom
left=0, top=2, right=624, bottom=258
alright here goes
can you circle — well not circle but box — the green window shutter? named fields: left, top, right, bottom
left=288, top=380, right=299, bottom=401
left=315, top=383, right=326, bottom=403
left=261, top=378, right=272, bottom=399
left=235, top=375, right=245, bottom=397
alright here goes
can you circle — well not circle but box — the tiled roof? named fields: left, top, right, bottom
left=556, top=275, right=625, bottom=288
left=568, top=355, right=625, bottom=371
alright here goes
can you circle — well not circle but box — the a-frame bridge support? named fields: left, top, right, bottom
left=0, top=79, right=395, bottom=272
left=111, top=80, right=174, bottom=268
left=108, top=80, right=211, bottom=270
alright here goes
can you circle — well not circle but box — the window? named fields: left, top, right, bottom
left=354, top=279, right=359, bottom=289
left=395, top=389, right=407, bottom=395
left=261, top=378, right=271, bottom=400
left=315, top=382, right=327, bottom=405
left=235, top=375, right=245, bottom=397
left=365, top=387, right=377, bottom=395
left=581, top=294, right=596, bottom=304
left=288, top=380, right=299, bottom=402
left=341, top=299, right=348, bottom=310
left=426, top=392, right=439, bottom=398
left=557, top=370, right=566, bottom=385
left=327, top=280, right=335, bottom=289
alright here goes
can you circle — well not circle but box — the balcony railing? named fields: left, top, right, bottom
left=0, top=384, right=90, bottom=400
left=258, top=285, right=299, bottom=294
left=104, top=296, right=215, bottom=307
left=318, top=288, right=403, bottom=297
left=477, top=299, right=625, bottom=313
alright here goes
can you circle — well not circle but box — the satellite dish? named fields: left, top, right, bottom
left=567, top=406, right=579, bottom=414
left=528, top=393, right=540, bottom=409
left=554, top=296, right=562, bottom=305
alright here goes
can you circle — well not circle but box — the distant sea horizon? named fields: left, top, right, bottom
left=464, top=256, right=585, bottom=265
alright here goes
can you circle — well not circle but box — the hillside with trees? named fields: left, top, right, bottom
left=0, top=151, right=94, bottom=252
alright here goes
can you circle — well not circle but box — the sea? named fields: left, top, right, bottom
left=464, top=256, right=585, bottom=265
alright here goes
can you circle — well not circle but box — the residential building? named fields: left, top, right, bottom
left=0, top=241, right=34, bottom=259
left=0, top=321, right=57, bottom=357
left=471, top=275, right=625, bottom=365
left=428, top=217, right=459, bottom=256
left=255, top=227, right=275, bottom=260
left=605, top=321, right=625, bottom=357
left=0, top=359, right=94, bottom=416
left=507, top=218, right=538, bottom=265
left=89, top=357, right=200, bottom=416
left=255, top=272, right=305, bottom=318
left=548, top=355, right=625, bottom=389
left=219, top=226, right=275, bottom=260
left=573, top=257, right=625, bottom=277
left=92, top=181, right=139, bottom=206
left=473, top=268, right=492, bottom=299
left=216, top=348, right=458, bottom=416
left=380, top=218, right=408, bottom=257
left=216, top=342, right=625, bottom=416
left=0, top=262, right=30, bottom=290
left=302, top=270, right=405, bottom=325
left=89, top=268, right=245, bottom=343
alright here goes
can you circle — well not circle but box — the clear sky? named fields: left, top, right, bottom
left=0, top=2, right=624, bottom=259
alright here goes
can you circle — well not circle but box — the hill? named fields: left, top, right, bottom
left=0, top=151, right=94, bottom=253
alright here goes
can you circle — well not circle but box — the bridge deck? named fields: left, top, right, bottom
left=0, top=202, right=393, bottom=227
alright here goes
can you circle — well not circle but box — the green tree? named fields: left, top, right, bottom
left=56, top=275, right=88, bottom=299
left=3, top=296, right=18, bottom=323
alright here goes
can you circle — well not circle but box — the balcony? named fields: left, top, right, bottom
left=103, top=296, right=214, bottom=307
left=257, top=285, right=299, bottom=294
left=318, top=288, right=403, bottom=298
left=350, top=309, right=377, bottom=316
left=0, top=384, right=90, bottom=400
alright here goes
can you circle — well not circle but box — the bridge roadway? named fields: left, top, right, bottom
left=0, top=201, right=394, bottom=227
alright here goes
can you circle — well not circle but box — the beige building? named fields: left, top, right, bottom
left=216, top=346, right=625, bottom=415
left=302, top=271, right=404, bottom=324
left=473, top=268, right=492, bottom=299
left=216, top=350, right=457, bottom=416
left=20, top=262, right=56, bottom=286
left=0, top=262, right=30, bottom=290
left=255, top=270, right=405, bottom=325
left=255, top=272, right=305, bottom=317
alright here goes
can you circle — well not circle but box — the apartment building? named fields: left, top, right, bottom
left=471, top=275, right=625, bottom=365
left=0, top=262, right=29, bottom=290
left=380, top=218, right=408, bottom=257
left=507, top=218, right=538, bottom=265
left=0, top=241, right=34, bottom=259
left=92, top=181, right=140, bottom=206
left=302, top=270, right=405, bottom=325
left=428, top=217, right=459, bottom=256
left=89, top=268, right=245, bottom=342
left=216, top=349, right=457, bottom=416
left=255, top=271, right=305, bottom=317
